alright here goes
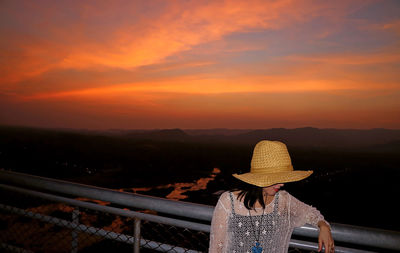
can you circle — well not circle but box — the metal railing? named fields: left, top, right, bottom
left=0, top=170, right=399, bottom=253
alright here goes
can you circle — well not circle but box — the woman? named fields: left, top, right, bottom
left=209, top=140, right=334, bottom=253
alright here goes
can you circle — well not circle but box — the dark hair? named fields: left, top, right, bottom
left=232, top=178, right=265, bottom=210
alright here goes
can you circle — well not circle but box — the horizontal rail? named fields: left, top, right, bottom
left=293, top=223, right=400, bottom=251
left=0, top=183, right=210, bottom=232
left=289, top=239, right=374, bottom=253
left=0, top=170, right=213, bottom=221
left=1, top=170, right=400, bottom=252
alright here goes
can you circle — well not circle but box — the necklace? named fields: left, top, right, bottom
left=248, top=207, right=266, bottom=253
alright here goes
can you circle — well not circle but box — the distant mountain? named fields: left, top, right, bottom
left=124, top=128, right=188, bottom=141
left=178, top=127, right=400, bottom=148
left=232, top=127, right=400, bottom=148
left=184, top=129, right=252, bottom=136
left=1, top=125, right=399, bottom=149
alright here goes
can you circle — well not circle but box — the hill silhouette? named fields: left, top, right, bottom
left=125, top=128, right=188, bottom=141
left=231, top=127, right=400, bottom=148
left=2, top=125, right=400, bottom=149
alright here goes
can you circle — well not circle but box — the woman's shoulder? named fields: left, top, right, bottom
left=279, top=190, right=290, bottom=196
left=214, top=191, right=235, bottom=209
left=278, top=190, right=305, bottom=204
left=217, top=190, right=232, bottom=201
left=218, top=190, right=240, bottom=196
left=279, top=190, right=303, bottom=199
left=216, top=190, right=241, bottom=204
left=278, top=190, right=292, bottom=201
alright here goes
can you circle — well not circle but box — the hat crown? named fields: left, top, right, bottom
left=250, top=140, right=293, bottom=173
left=233, top=140, right=312, bottom=187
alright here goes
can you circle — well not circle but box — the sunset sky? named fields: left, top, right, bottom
left=1, top=0, right=399, bottom=129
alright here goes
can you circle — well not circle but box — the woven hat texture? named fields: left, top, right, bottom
left=233, top=140, right=312, bottom=187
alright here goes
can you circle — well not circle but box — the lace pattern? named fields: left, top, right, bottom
left=209, top=190, right=328, bottom=253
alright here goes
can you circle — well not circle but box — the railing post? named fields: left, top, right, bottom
left=134, top=218, right=141, bottom=253
left=71, top=207, right=79, bottom=253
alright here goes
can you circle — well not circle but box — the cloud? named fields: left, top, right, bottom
left=1, top=0, right=399, bottom=129
left=1, top=0, right=365, bottom=83
left=16, top=74, right=395, bottom=103
left=287, top=51, right=400, bottom=65
left=3, top=89, right=400, bottom=129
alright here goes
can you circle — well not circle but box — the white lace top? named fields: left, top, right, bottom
left=209, top=190, right=328, bottom=253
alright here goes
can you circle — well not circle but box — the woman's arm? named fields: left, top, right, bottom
left=209, top=192, right=230, bottom=253
left=287, top=192, right=334, bottom=252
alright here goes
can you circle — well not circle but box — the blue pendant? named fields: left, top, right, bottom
left=251, top=242, right=263, bottom=253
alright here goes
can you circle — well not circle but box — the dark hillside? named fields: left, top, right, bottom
left=1, top=125, right=399, bottom=230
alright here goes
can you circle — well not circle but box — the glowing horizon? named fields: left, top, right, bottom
left=1, top=0, right=399, bottom=129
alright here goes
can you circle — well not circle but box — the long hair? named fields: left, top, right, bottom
left=232, top=178, right=265, bottom=210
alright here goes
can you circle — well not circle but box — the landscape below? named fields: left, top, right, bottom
left=0, top=125, right=399, bottom=231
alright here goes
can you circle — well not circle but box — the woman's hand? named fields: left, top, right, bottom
left=318, top=221, right=334, bottom=252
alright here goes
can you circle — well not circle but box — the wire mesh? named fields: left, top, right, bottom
left=0, top=203, right=132, bottom=252
left=140, top=220, right=209, bottom=252
left=0, top=188, right=209, bottom=253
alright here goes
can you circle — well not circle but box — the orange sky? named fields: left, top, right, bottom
left=1, top=0, right=399, bottom=129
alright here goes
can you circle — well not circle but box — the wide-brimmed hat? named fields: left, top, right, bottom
left=233, top=140, right=313, bottom=187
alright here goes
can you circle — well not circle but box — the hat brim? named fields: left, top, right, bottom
left=232, top=170, right=313, bottom=187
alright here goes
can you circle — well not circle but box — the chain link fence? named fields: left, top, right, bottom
left=140, top=220, right=209, bottom=252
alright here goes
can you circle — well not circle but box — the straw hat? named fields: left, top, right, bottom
left=233, top=140, right=313, bottom=187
